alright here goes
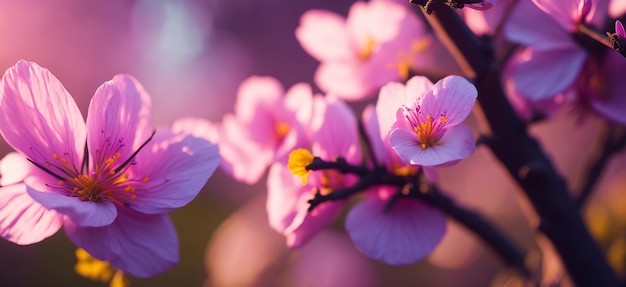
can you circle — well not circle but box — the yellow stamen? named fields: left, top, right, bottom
left=275, top=122, right=291, bottom=141
left=142, top=177, right=149, bottom=183
left=359, top=38, right=377, bottom=61
left=287, top=148, right=314, bottom=185
left=75, top=248, right=129, bottom=287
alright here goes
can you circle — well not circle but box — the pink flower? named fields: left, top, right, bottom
left=386, top=76, right=477, bottom=167
left=219, top=76, right=312, bottom=184
left=342, top=105, right=446, bottom=265
left=0, top=60, right=219, bottom=277
left=296, top=0, right=432, bottom=101
left=266, top=96, right=361, bottom=248
left=504, top=0, right=626, bottom=123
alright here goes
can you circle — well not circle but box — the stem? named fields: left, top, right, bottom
left=414, top=2, right=619, bottom=286
left=306, top=159, right=532, bottom=278
left=409, top=183, right=531, bottom=279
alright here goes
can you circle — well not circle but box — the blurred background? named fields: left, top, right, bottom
left=0, top=0, right=625, bottom=286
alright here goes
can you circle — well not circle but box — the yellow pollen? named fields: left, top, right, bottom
left=124, top=185, right=135, bottom=192
left=75, top=248, right=129, bottom=287
left=142, top=177, right=149, bottom=183
left=58, top=180, right=64, bottom=185
left=393, top=163, right=418, bottom=177
left=410, top=38, right=430, bottom=53
left=114, top=177, right=128, bottom=184
left=52, top=153, right=59, bottom=159
left=441, top=115, right=448, bottom=124
left=275, top=122, right=291, bottom=141
left=130, top=194, right=137, bottom=200
left=287, top=148, right=314, bottom=185
left=359, top=38, right=377, bottom=61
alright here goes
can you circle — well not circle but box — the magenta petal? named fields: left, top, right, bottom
left=345, top=190, right=446, bottom=265
left=64, top=208, right=178, bottom=278
left=421, top=75, right=477, bottom=126
left=0, top=60, right=85, bottom=168
left=87, top=74, right=153, bottom=163
left=0, top=184, right=63, bottom=245
left=26, top=185, right=116, bottom=227
left=129, top=129, right=219, bottom=214
left=532, top=0, right=580, bottom=31
left=507, top=47, right=586, bottom=101
left=592, top=53, right=626, bottom=125
left=506, top=0, right=575, bottom=48
left=390, top=125, right=475, bottom=167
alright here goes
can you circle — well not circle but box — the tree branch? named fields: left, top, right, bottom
left=412, top=2, right=619, bottom=286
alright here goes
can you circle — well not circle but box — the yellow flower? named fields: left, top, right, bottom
left=75, top=248, right=129, bottom=287
left=287, top=148, right=314, bottom=185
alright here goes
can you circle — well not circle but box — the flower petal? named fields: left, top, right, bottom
left=127, top=128, right=219, bottom=214
left=315, top=62, right=377, bottom=101
left=64, top=208, right=178, bottom=278
left=390, top=125, right=475, bottom=166
left=311, top=96, right=361, bottom=164
left=235, top=76, right=284, bottom=123
left=532, top=0, right=580, bottom=31
left=506, top=0, right=577, bottom=48
left=26, top=183, right=117, bottom=227
left=266, top=163, right=303, bottom=233
left=0, top=152, right=33, bottom=186
left=0, top=60, right=85, bottom=168
left=87, top=74, right=153, bottom=164
left=0, top=183, right=63, bottom=245
left=420, top=75, right=477, bottom=127
left=296, top=9, right=355, bottom=61
left=218, top=114, right=273, bottom=184
left=345, top=188, right=446, bottom=265
left=506, top=47, right=586, bottom=101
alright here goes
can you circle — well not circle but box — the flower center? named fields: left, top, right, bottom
left=359, top=38, right=377, bottom=61
left=28, top=132, right=155, bottom=204
left=275, top=121, right=291, bottom=142
left=402, top=105, right=447, bottom=149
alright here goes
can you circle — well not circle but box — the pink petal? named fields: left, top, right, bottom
left=128, top=128, right=219, bottom=214
left=0, top=60, right=85, bottom=169
left=219, top=114, right=273, bottom=184
left=347, top=1, right=410, bottom=45
left=315, top=62, right=376, bottom=101
left=235, top=76, right=284, bottom=123
left=345, top=188, right=446, bottom=265
left=531, top=0, right=580, bottom=31
left=506, top=0, right=577, bottom=48
left=377, top=77, right=433, bottom=140
left=610, top=0, right=626, bottom=18
left=296, top=10, right=355, bottom=62
left=311, top=96, right=361, bottom=164
left=390, top=125, right=475, bottom=166
left=87, top=74, right=153, bottom=164
left=362, top=105, right=389, bottom=166
left=420, top=75, right=477, bottom=127
left=26, top=183, right=117, bottom=227
left=507, top=47, right=586, bottom=101
left=285, top=197, right=345, bottom=248
left=0, top=184, right=63, bottom=245
left=266, top=163, right=304, bottom=233
left=0, top=152, right=32, bottom=186
left=64, top=208, right=178, bottom=278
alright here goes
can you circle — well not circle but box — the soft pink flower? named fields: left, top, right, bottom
left=504, top=0, right=626, bottom=123
left=296, top=0, right=432, bottom=101
left=342, top=105, right=446, bottom=265
left=0, top=60, right=219, bottom=277
left=462, top=0, right=509, bottom=35
left=386, top=76, right=477, bottom=167
left=219, top=76, right=312, bottom=184
left=266, top=96, right=361, bottom=248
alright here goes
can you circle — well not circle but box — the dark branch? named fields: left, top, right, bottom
left=412, top=2, right=619, bottom=286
